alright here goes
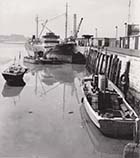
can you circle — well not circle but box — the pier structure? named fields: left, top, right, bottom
left=85, top=46, right=140, bottom=115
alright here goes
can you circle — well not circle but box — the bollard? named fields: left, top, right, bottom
left=123, top=118, right=140, bottom=158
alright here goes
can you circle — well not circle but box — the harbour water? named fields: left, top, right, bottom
left=0, top=43, right=130, bottom=158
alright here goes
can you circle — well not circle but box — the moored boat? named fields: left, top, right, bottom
left=24, top=31, right=60, bottom=64
left=45, top=42, right=86, bottom=64
left=40, top=57, right=63, bottom=65
left=2, top=56, right=28, bottom=86
left=24, top=5, right=86, bottom=64
left=23, top=56, right=40, bottom=64
left=81, top=74, right=138, bottom=139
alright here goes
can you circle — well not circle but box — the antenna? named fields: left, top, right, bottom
left=65, top=3, right=68, bottom=41
left=95, top=28, right=98, bottom=38
left=35, top=15, right=39, bottom=39
left=128, top=0, right=131, bottom=24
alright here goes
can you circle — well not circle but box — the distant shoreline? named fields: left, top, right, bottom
left=0, top=41, right=26, bottom=44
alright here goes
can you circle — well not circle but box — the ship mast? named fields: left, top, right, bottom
left=65, top=3, right=68, bottom=42
left=35, top=15, right=39, bottom=39
left=128, top=0, right=131, bottom=24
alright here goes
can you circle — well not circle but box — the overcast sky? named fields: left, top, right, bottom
left=0, top=0, right=137, bottom=38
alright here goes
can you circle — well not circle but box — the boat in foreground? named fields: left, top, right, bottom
left=2, top=63, right=28, bottom=86
left=81, top=74, right=138, bottom=139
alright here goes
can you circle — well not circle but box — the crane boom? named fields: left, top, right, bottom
left=39, top=20, right=48, bottom=38
left=74, top=17, right=83, bottom=39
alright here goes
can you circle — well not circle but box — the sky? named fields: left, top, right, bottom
left=0, top=0, right=138, bottom=38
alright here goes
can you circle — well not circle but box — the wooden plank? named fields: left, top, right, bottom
left=95, top=52, right=102, bottom=74
left=107, top=54, right=113, bottom=79
left=114, top=60, right=122, bottom=86
left=99, top=54, right=105, bottom=74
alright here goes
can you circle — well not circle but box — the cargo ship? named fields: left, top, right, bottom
left=24, top=4, right=86, bottom=64
left=24, top=26, right=61, bottom=64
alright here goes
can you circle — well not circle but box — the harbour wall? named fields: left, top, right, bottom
left=85, top=47, right=140, bottom=114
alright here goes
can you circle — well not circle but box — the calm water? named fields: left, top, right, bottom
left=0, top=43, right=130, bottom=158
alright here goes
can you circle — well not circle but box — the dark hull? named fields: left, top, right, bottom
left=2, top=70, right=27, bottom=86
left=46, top=43, right=86, bottom=64
left=99, top=119, right=135, bottom=139
left=50, top=43, right=76, bottom=55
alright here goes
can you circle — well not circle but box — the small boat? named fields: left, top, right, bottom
left=81, top=74, right=138, bottom=139
left=2, top=56, right=28, bottom=86
left=40, top=57, right=63, bottom=65
left=23, top=56, right=40, bottom=64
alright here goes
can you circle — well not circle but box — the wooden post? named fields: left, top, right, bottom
left=115, top=60, right=122, bottom=86
left=95, top=52, right=102, bottom=75
left=107, top=54, right=113, bottom=79
left=112, top=58, right=119, bottom=83
left=95, top=51, right=100, bottom=73
left=99, top=54, right=105, bottom=74
left=109, top=55, right=118, bottom=81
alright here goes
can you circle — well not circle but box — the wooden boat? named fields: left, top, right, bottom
left=23, top=56, right=40, bottom=64
left=2, top=57, right=28, bottom=86
left=81, top=74, right=138, bottom=139
left=40, top=57, right=63, bottom=65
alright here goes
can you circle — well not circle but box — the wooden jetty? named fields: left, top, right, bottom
left=86, top=48, right=129, bottom=97
left=85, top=47, right=140, bottom=122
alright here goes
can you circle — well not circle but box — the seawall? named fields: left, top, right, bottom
left=86, top=47, right=140, bottom=114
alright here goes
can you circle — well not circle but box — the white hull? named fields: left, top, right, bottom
left=82, top=75, right=138, bottom=139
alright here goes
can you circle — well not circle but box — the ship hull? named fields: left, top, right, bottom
left=82, top=76, right=138, bottom=139
left=46, top=43, right=86, bottom=64
left=25, top=42, right=86, bottom=64
left=83, top=92, right=135, bottom=139
left=23, top=56, right=40, bottom=64
left=2, top=69, right=28, bottom=86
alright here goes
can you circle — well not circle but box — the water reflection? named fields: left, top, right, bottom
left=2, top=83, right=24, bottom=97
left=41, top=64, right=85, bottom=84
left=1, top=83, right=25, bottom=105
left=80, top=104, right=129, bottom=158
left=24, top=63, right=85, bottom=95
left=24, top=63, right=85, bottom=84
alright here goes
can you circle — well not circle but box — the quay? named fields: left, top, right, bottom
left=85, top=45, right=140, bottom=115
left=83, top=45, right=140, bottom=158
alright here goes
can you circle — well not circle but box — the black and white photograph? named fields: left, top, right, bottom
left=0, top=0, right=140, bottom=157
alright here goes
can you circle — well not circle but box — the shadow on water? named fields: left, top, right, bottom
left=1, top=83, right=25, bottom=97
left=80, top=104, right=129, bottom=158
